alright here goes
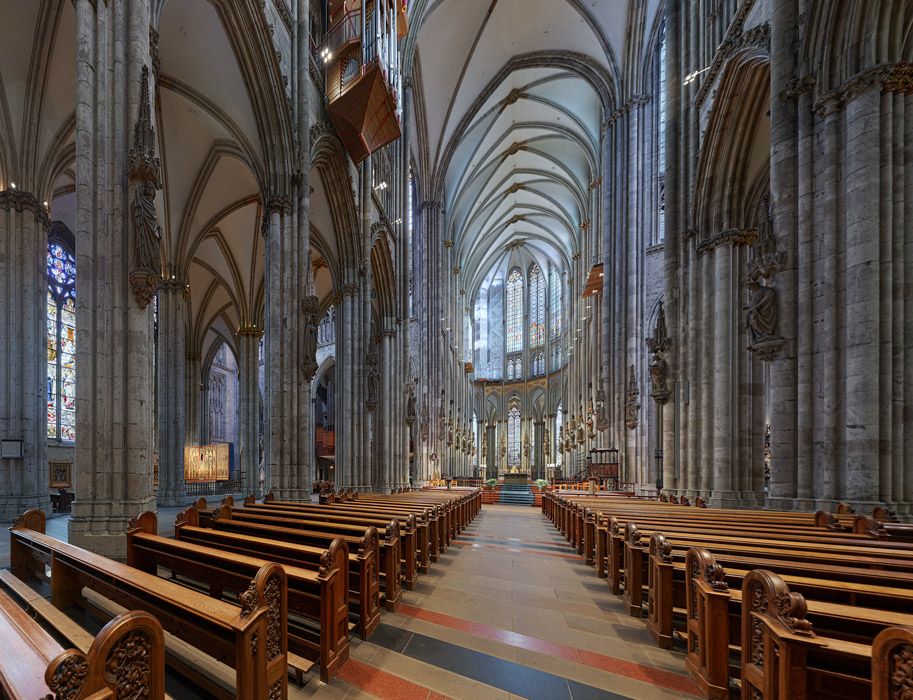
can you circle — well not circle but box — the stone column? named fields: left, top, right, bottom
left=237, top=327, right=262, bottom=497
left=156, top=279, right=187, bottom=506
left=0, top=191, right=51, bottom=519
left=184, top=351, right=202, bottom=446
left=70, top=0, right=157, bottom=556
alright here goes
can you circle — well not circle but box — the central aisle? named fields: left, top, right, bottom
left=315, top=504, right=698, bottom=700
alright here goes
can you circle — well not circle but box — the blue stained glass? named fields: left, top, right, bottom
left=47, top=242, right=76, bottom=442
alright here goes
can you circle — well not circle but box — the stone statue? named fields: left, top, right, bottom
left=649, top=353, right=669, bottom=403
left=447, top=419, right=454, bottom=446
left=746, top=280, right=778, bottom=342
left=405, top=389, right=416, bottom=425
left=302, top=295, right=320, bottom=381
left=625, top=365, right=640, bottom=430
left=128, top=66, right=162, bottom=308
left=420, top=406, right=429, bottom=443
left=132, top=181, right=161, bottom=274
left=543, top=427, right=550, bottom=458
left=365, top=351, right=379, bottom=411
left=481, top=431, right=487, bottom=459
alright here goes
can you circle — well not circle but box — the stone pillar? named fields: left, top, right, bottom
left=0, top=191, right=51, bottom=519
left=156, top=280, right=187, bottom=506
left=70, top=0, right=157, bottom=556
left=184, top=351, right=202, bottom=446
left=238, top=327, right=262, bottom=497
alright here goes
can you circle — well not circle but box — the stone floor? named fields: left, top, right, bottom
left=1, top=504, right=698, bottom=699
left=302, top=504, right=698, bottom=700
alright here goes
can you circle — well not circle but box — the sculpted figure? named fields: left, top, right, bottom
left=746, top=280, right=778, bottom=341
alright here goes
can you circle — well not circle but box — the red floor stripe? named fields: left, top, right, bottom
left=450, top=539, right=583, bottom=560
left=394, top=603, right=700, bottom=697
left=337, top=657, right=453, bottom=700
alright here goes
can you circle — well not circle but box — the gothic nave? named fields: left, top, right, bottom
left=0, top=0, right=912, bottom=699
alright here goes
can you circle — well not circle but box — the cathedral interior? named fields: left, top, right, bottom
left=0, top=1, right=912, bottom=698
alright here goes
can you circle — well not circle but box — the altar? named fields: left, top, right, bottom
left=503, top=472, right=529, bottom=485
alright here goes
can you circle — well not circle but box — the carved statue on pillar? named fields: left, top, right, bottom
left=481, top=430, right=487, bottom=459
left=128, top=65, right=162, bottom=308
left=405, top=384, right=416, bottom=426
left=420, top=406, right=429, bottom=443
left=625, top=365, right=640, bottom=430
left=365, top=350, right=379, bottom=412
left=746, top=281, right=778, bottom=341
left=746, top=193, right=786, bottom=361
left=543, top=426, right=550, bottom=459
left=595, top=388, right=609, bottom=432
left=302, top=295, right=320, bottom=381
left=646, top=301, right=672, bottom=405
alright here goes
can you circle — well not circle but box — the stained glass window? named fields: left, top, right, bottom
left=505, top=269, right=522, bottom=353
left=47, top=242, right=76, bottom=441
left=529, top=264, right=545, bottom=350
left=507, top=405, right=520, bottom=467
left=318, top=305, right=336, bottom=345
left=531, top=352, right=545, bottom=376
left=549, top=265, right=561, bottom=339
left=656, top=25, right=666, bottom=243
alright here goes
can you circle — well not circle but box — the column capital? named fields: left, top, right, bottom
left=159, top=277, right=188, bottom=294
left=697, top=228, right=757, bottom=255
left=237, top=325, right=264, bottom=338
left=0, top=189, right=50, bottom=228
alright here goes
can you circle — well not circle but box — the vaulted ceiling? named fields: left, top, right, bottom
left=407, top=0, right=662, bottom=299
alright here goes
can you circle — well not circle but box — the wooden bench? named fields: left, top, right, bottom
left=126, top=510, right=349, bottom=683
left=683, top=547, right=913, bottom=698
left=240, top=501, right=421, bottom=590
left=204, top=503, right=400, bottom=611
left=10, top=509, right=287, bottom=700
left=251, top=496, right=435, bottom=570
left=175, top=505, right=380, bottom=640
left=0, top=586, right=165, bottom=699
left=740, top=569, right=913, bottom=700
left=642, top=529, right=913, bottom=650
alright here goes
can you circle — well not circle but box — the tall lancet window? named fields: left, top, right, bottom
left=507, top=404, right=521, bottom=467
left=549, top=265, right=562, bottom=371
left=505, top=269, right=522, bottom=353
left=505, top=268, right=522, bottom=379
left=529, top=264, right=545, bottom=350
left=47, top=241, right=76, bottom=441
left=655, top=23, right=667, bottom=244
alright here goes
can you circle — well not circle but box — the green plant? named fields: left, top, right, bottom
left=535, top=479, right=548, bottom=489
left=486, top=478, right=497, bottom=487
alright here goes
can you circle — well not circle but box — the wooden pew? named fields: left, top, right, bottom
left=740, top=570, right=913, bottom=700
left=207, top=504, right=401, bottom=611
left=10, top=509, right=287, bottom=700
left=684, top=548, right=913, bottom=699
left=250, top=496, right=434, bottom=571
left=642, top=530, right=913, bottom=650
left=174, top=505, right=380, bottom=640
left=240, top=502, right=420, bottom=590
left=126, top=510, right=349, bottom=683
left=0, top=590, right=165, bottom=699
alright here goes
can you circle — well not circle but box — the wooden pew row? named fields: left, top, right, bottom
left=0, top=587, right=166, bottom=699
left=126, top=511, right=349, bottom=683
left=739, top=569, right=913, bottom=700
left=209, top=505, right=403, bottom=611
left=10, top=509, right=286, bottom=700
left=582, top=501, right=857, bottom=566
left=250, top=495, right=435, bottom=570
left=638, top=528, right=913, bottom=649
left=544, top=492, right=861, bottom=558
left=357, top=488, right=481, bottom=540
left=177, top=506, right=381, bottom=640
left=203, top=503, right=401, bottom=611
left=599, top=513, right=913, bottom=593
left=240, top=501, right=421, bottom=590
left=646, top=542, right=913, bottom=698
